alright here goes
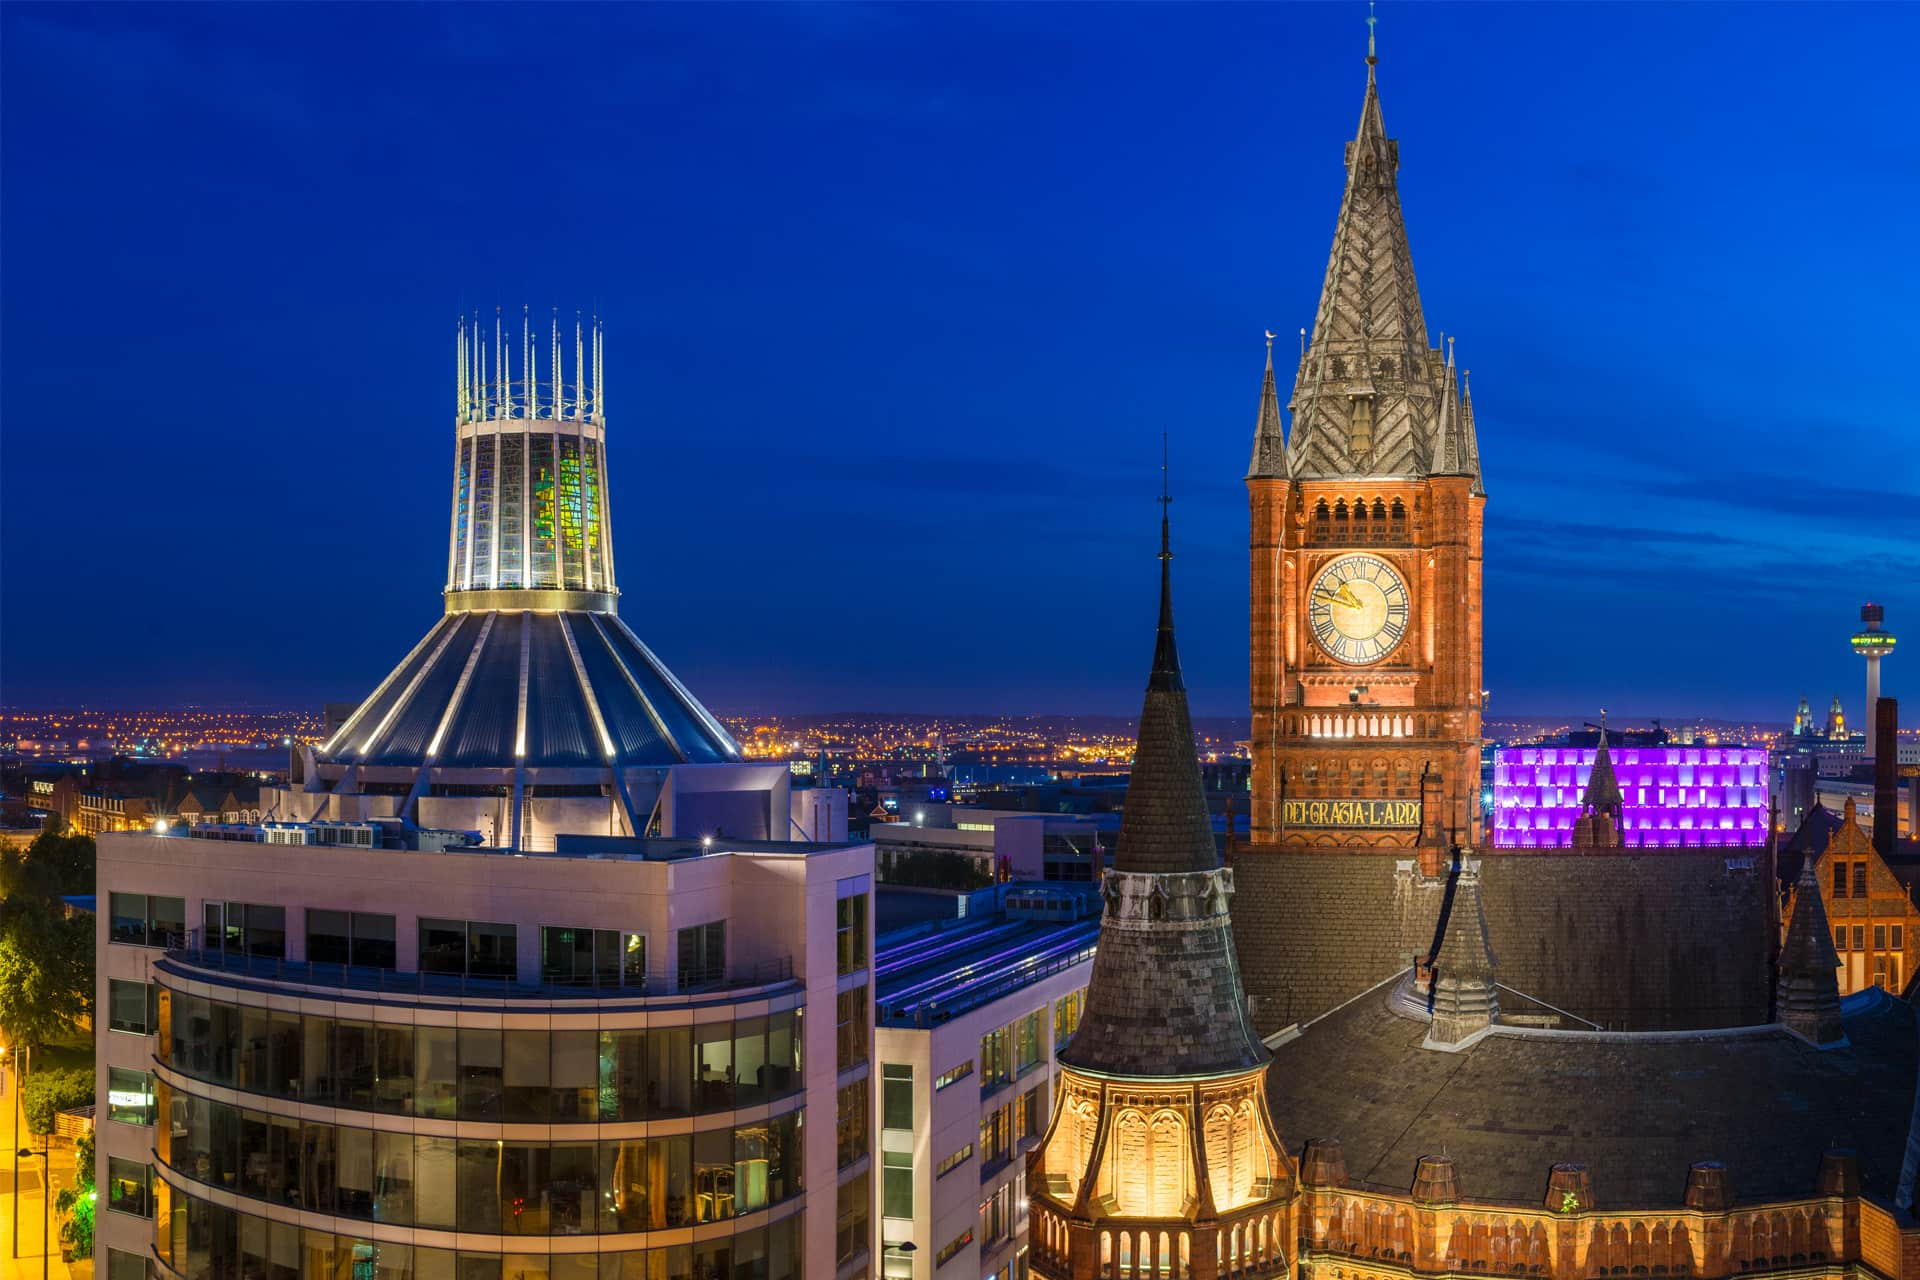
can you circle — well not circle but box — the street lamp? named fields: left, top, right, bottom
left=7, top=1043, right=28, bottom=1260
left=17, top=1145, right=49, bottom=1280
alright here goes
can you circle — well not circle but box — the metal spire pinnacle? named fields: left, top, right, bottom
left=1367, top=0, right=1378, bottom=64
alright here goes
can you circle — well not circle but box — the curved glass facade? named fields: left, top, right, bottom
left=153, top=1078, right=801, bottom=1233
left=156, top=988, right=800, bottom=1122
left=153, top=1181, right=801, bottom=1280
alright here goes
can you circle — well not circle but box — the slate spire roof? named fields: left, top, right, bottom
left=1056, top=478, right=1269, bottom=1078
left=1279, top=39, right=1484, bottom=496
left=1248, top=332, right=1290, bottom=479
left=1582, top=725, right=1623, bottom=816
left=1112, top=465, right=1218, bottom=875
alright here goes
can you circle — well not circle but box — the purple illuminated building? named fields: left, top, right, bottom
left=1492, top=745, right=1769, bottom=849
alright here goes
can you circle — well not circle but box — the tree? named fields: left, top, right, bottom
left=21, top=1066, right=93, bottom=1135
left=23, top=826, right=95, bottom=896
left=56, top=1130, right=96, bottom=1261
left=0, top=882, right=92, bottom=1053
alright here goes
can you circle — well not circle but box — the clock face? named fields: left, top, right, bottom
left=1308, top=554, right=1410, bottom=665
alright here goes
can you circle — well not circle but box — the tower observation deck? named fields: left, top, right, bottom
left=1854, top=603, right=1897, bottom=752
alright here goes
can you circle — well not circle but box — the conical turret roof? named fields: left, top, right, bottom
left=1057, top=490, right=1268, bottom=1079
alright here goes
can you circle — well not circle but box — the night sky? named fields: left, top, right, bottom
left=3, top=2, right=1915, bottom=722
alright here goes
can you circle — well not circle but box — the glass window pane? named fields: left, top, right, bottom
left=375, top=1024, right=415, bottom=1114
left=337, top=1126, right=375, bottom=1218
left=601, top=1029, right=646, bottom=1123
left=302, top=1015, right=336, bottom=1103
left=598, top=1140, right=650, bottom=1232
left=653, top=1135, right=691, bottom=1228
left=108, top=1068, right=154, bottom=1126
left=551, top=1030, right=598, bottom=1122
left=336, top=1021, right=376, bottom=1109
left=733, top=1017, right=767, bottom=1109
left=238, top=1006, right=271, bottom=1093
left=420, top=920, right=466, bottom=975
left=244, top=905, right=286, bottom=959
left=503, top=1030, right=550, bottom=1122
left=623, top=935, right=646, bottom=987
left=352, top=913, right=397, bottom=969
left=693, top=1024, right=731, bottom=1112
left=110, top=893, right=149, bottom=945
left=374, top=1131, right=415, bottom=1226
left=152, top=897, right=187, bottom=946
left=455, top=1141, right=503, bottom=1234
left=734, top=1122, right=769, bottom=1215
left=692, top=1129, right=731, bottom=1223
left=766, top=1012, right=797, bottom=1098
left=882, top=1063, right=912, bottom=1130
left=415, top=1027, right=458, bottom=1119
left=110, top=979, right=151, bottom=1034
left=269, top=1012, right=302, bottom=1099
left=549, top=1143, right=597, bottom=1235
left=648, top=1026, right=691, bottom=1117
left=307, top=910, right=351, bottom=967
left=468, top=922, right=516, bottom=980
left=415, top=1138, right=457, bottom=1231
left=458, top=1028, right=503, bottom=1120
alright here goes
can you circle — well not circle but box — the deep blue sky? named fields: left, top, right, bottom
left=4, top=2, right=1916, bottom=721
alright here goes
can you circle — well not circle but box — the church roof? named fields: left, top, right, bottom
left=1266, top=987, right=1917, bottom=1207
left=1282, top=51, right=1484, bottom=496
left=318, top=609, right=739, bottom=770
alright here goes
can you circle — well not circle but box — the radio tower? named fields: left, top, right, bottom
left=1853, top=604, right=1898, bottom=753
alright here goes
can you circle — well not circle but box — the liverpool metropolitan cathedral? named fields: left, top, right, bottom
left=1030, top=31, right=1920, bottom=1280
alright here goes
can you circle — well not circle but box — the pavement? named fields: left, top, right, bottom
left=0, top=1069, right=86, bottom=1280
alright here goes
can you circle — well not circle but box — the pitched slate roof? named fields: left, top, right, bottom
left=1266, top=987, right=1917, bottom=1207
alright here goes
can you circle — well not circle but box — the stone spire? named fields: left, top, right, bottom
left=1286, top=41, right=1439, bottom=482
left=1247, top=331, right=1290, bottom=478
left=1575, top=723, right=1623, bottom=847
left=1426, top=858, right=1499, bottom=1047
left=1459, top=368, right=1484, bottom=494
left=1057, top=478, right=1268, bottom=1077
left=1779, top=856, right=1845, bottom=1047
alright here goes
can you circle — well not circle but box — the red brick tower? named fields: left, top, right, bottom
left=1247, top=36, right=1484, bottom=851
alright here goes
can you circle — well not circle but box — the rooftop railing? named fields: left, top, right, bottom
left=161, top=934, right=794, bottom=1002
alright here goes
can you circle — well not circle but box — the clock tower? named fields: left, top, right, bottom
left=1246, top=35, right=1484, bottom=851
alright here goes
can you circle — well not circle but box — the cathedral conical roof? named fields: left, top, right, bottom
left=1057, top=495, right=1268, bottom=1079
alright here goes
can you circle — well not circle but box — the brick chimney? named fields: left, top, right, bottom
left=1874, top=697, right=1898, bottom=858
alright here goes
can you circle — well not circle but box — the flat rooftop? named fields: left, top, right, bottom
left=875, top=884, right=1098, bottom=1028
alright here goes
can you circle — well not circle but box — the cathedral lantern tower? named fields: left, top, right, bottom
left=1247, top=25, right=1485, bottom=850
left=1029, top=492, right=1294, bottom=1280
left=291, top=310, right=743, bottom=853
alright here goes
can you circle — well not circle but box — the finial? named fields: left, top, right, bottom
left=1265, top=328, right=1276, bottom=353
left=1367, top=0, right=1378, bottom=64
left=1299, top=326, right=1307, bottom=358
left=1159, top=432, right=1172, bottom=562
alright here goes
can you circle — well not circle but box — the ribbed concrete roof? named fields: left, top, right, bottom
left=318, top=610, right=738, bottom=770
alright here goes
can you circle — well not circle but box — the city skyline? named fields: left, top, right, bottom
left=4, top=3, right=1916, bottom=718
